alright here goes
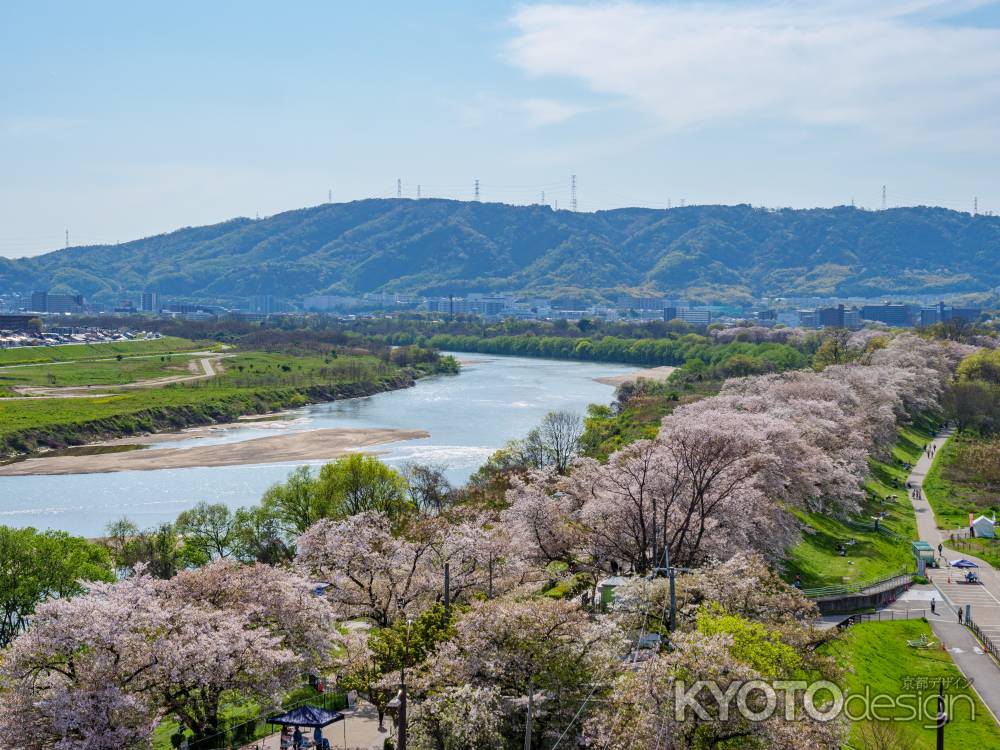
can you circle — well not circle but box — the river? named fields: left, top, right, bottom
left=0, top=354, right=639, bottom=536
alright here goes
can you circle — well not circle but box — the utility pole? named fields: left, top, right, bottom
left=936, top=683, right=947, bottom=750
left=524, top=680, right=534, bottom=750
left=397, top=618, right=412, bottom=750
left=444, top=562, right=451, bottom=619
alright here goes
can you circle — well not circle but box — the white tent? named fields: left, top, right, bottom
left=971, top=515, right=995, bottom=539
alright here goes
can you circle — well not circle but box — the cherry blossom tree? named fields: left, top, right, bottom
left=421, top=598, right=625, bottom=746
left=409, top=685, right=505, bottom=750
left=296, top=511, right=438, bottom=626
left=0, top=562, right=337, bottom=746
left=582, top=627, right=845, bottom=750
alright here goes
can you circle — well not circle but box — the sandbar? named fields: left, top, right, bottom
left=594, top=365, right=676, bottom=387
left=0, top=427, right=429, bottom=476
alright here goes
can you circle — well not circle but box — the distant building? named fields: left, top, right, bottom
left=140, top=291, right=159, bottom=312
left=861, top=303, right=916, bottom=327
left=30, top=291, right=47, bottom=313
left=302, top=295, right=363, bottom=311
left=619, top=295, right=666, bottom=311
left=663, top=306, right=712, bottom=325
left=30, top=291, right=84, bottom=314
left=919, top=301, right=982, bottom=326
left=0, top=314, right=37, bottom=332
left=798, top=304, right=861, bottom=329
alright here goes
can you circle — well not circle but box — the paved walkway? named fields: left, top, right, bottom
left=905, top=427, right=1000, bottom=722
left=244, top=700, right=389, bottom=750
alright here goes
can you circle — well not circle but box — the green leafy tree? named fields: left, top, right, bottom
left=174, top=501, right=238, bottom=562
left=0, top=526, right=113, bottom=647
left=314, top=454, right=411, bottom=519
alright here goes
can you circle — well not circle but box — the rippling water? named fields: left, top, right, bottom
left=0, top=354, right=637, bottom=536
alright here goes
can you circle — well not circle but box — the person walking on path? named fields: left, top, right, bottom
left=958, top=608, right=964, bottom=625
left=931, top=597, right=937, bottom=615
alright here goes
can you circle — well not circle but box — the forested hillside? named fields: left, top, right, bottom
left=3, top=199, right=998, bottom=305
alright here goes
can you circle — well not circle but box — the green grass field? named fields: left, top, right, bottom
left=0, top=349, right=432, bottom=457
left=0, top=353, right=202, bottom=388
left=821, top=620, right=997, bottom=748
left=923, top=433, right=1000, bottom=531
left=0, top=336, right=207, bottom=366
left=785, top=423, right=936, bottom=588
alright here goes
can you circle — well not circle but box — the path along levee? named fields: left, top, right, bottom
left=906, top=427, right=1000, bottom=721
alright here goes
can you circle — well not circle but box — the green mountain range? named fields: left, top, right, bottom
left=2, top=199, right=998, bottom=305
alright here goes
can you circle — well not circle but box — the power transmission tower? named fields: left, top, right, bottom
left=541, top=190, right=545, bottom=204
left=571, top=175, right=577, bottom=212
left=65, top=229, right=69, bottom=248
left=328, top=189, right=332, bottom=203
left=397, top=179, right=402, bottom=199
left=474, top=179, right=480, bottom=201
left=554, top=199, right=559, bottom=211
left=417, top=184, right=421, bottom=199
left=974, top=196, right=978, bottom=215
left=881, top=185, right=886, bottom=211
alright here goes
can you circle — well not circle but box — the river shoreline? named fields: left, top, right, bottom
left=0, top=427, right=429, bottom=476
left=593, top=365, right=676, bottom=386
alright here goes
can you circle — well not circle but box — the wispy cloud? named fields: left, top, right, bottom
left=518, top=97, right=588, bottom=125
left=507, top=1, right=1000, bottom=140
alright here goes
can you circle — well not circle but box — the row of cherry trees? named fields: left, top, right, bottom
left=504, top=334, right=972, bottom=574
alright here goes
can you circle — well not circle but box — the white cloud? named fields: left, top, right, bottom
left=507, top=1, right=1000, bottom=140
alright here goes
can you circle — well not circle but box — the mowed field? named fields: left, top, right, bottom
left=0, top=343, right=409, bottom=452
left=0, top=336, right=207, bottom=366
left=0, top=353, right=204, bottom=388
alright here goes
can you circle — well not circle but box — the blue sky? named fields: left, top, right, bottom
left=3, top=0, right=1000, bottom=257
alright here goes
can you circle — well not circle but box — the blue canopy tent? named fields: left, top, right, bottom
left=952, top=559, right=979, bottom=569
left=267, top=705, right=344, bottom=727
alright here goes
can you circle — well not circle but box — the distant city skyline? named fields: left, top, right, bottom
left=3, top=0, right=1000, bottom=257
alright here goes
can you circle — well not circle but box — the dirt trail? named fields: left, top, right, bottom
left=7, top=353, right=229, bottom=399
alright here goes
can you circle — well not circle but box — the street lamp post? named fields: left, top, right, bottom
left=398, top=618, right=412, bottom=750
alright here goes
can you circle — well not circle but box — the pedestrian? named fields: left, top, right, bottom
left=931, top=597, right=936, bottom=614
left=938, top=543, right=943, bottom=555
left=293, top=726, right=303, bottom=750
left=958, top=608, right=963, bottom=625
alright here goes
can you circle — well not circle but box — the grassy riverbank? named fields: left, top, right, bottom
left=784, top=422, right=936, bottom=588
left=0, top=336, right=207, bottom=366
left=923, top=432, right=1000, bottom=531
left=0, top=346, right=452, bottom=458
left=822, top=620, right=996, bottom=748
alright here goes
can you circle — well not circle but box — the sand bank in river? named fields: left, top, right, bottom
left=0, top=427, right=429, bottom=476
left=594, top=365, right=676, bottom=387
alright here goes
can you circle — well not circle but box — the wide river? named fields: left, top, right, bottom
left=0, top=354, right=638, bottom=536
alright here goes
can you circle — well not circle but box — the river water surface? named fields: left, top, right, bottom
left=0, top=354, right=638, bottom=536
